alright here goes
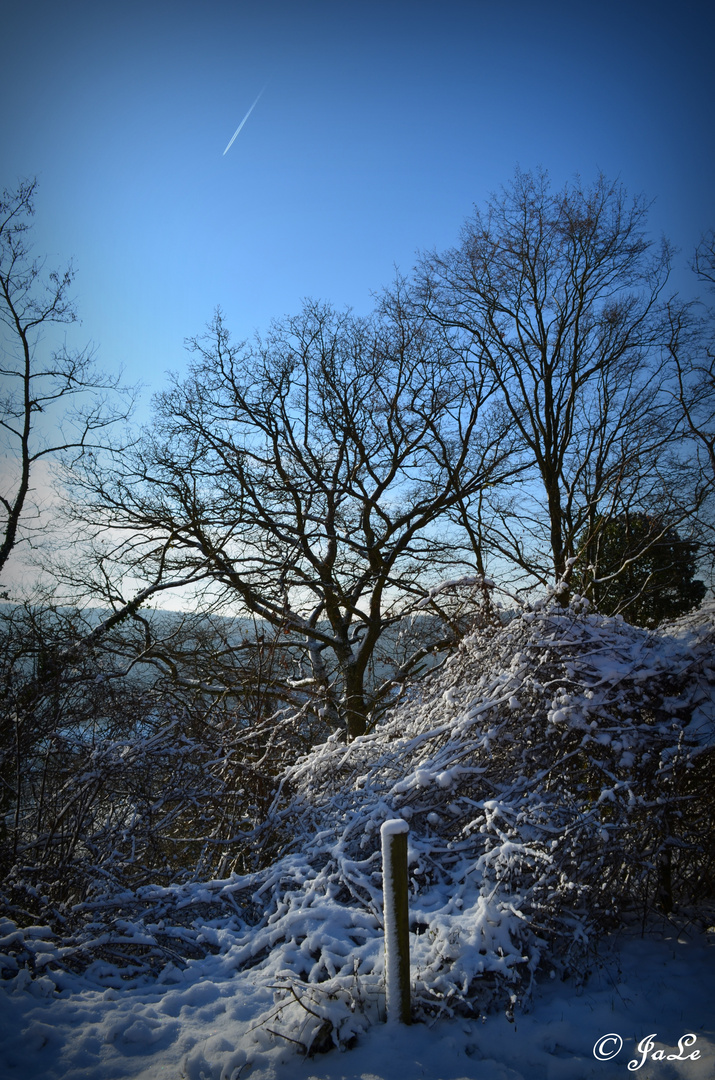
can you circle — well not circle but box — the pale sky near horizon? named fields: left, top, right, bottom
left=2, top=0, right=714, bottom=414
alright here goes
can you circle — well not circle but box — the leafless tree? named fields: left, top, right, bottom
left=670, top=230, right=715, bottom=481
left=69, top=301, right=515, bottom=739
left=0, top=178, right=135, bottom=580
left=413, top=169, right=692, bottom=599
left=694, top=229, right=715, bottom=290
left=0, top=182, right=224, bottom=888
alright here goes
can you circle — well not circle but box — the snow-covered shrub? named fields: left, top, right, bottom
left=212, top=597, right=715, bottom=1018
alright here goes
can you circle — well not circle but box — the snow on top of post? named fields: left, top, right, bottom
left=380, top=818, right=409, bottom=837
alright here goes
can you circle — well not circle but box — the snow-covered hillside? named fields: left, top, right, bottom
left=1, top=598, right=714, bottom=1078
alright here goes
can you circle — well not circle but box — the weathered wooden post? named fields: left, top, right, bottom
left=380, top=818, right=410, bottom=1024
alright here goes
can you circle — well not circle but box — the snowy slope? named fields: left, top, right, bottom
left=0, top=917, right=713, bottom=1079
left=1, top=599, right=714, bottom=1078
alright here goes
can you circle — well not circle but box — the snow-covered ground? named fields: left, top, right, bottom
left=1, top=915, right=713, bottom=1080
left=3, top=599, right=714, bottom=1079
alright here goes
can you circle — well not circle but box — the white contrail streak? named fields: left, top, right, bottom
left=222, top=87, right=266, bottom=155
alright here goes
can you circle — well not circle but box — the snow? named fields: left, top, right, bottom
left=417, top=575, right=493, bottom=607
left=0, top=917, right=713, bottom=1079
left=2, top=598, right=714, bottom=1078
left=379, top=820, right=409, bottom=838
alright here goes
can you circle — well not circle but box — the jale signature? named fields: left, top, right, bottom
left=628, top=1034, right=700, bottom=1071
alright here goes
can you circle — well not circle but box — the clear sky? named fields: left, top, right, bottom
left=3, top=0, right=714, bottom=409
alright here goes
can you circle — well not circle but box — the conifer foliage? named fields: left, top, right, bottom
left=574, top=513, right=706, bottom=626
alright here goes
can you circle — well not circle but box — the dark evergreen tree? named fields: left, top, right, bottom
left=575, top=513, right=706, bottom=626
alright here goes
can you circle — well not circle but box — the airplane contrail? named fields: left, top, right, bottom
left=222, top=87, right=266, bottom=155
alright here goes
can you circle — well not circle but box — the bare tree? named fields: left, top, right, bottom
left=0, top=178, right=135, bottom=580
left=694, top=229, right=715, bottom=290
left=414, top=169, right=691, bottom=600
left=70, top=301, right=514, bottom=739
left=670, top=231, right=715, bottom=481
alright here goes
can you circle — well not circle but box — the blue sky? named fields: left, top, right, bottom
left=3, top=0, right=714, bottom=410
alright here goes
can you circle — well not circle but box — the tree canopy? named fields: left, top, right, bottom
left=68, top=301, right=515, bottom=738
left=412, top=169, right=692, bottom=594
left=0, top=179, right=134, bottom=579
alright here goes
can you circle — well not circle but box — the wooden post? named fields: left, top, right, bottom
left=380, top=818, right=410, bottom=1024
